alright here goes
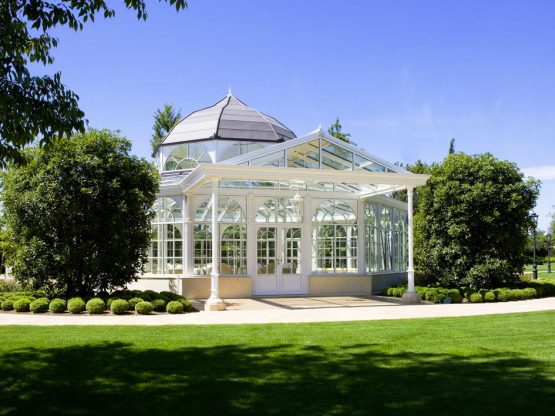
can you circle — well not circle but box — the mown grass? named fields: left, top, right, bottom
left=2, top=312, right=555, bottom=415
left=524, top=263, right=555, bottom=279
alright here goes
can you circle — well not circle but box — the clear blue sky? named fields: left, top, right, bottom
left=44, top=0, right=555, bottom=229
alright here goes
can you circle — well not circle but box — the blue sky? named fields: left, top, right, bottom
left=44, top=0, right=555, bottom=229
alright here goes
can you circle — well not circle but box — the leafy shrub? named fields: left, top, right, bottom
left=49, top=298, right=66, bottom=313
left=30, top=297, right=50, bottom=313
left=1, top=299, right=14, bottom=311
left=508, top=289, right=524, bottom=301
left=432, top=291, right=447, bottom=303
left=135, top=301, right=153, bottom=315
left=497, top=289, right=510, bottom=302
left=469, top=293, right=484, bottom=303
left=179, top=298, right=194, bottom=312
left=484, top=291, right=496, bottom=302
left=464, top=258, right=520, bottom=290
left=141, top=290, right=158, bottom=302
left=151, top=299, right=166, bottom=312
left=522, top=288, right=537, bottom=299
left=447, top=289, right=463, bottom=303
left=127, top=297, right=144, bottom=311
left=86, top=298, right=106, bottom=314
left=160, top=291, right=182, bottom=302
left=68, top=297, right=86, bottom=314
left=166, top=301, right=184, bottom=314
left=14, top=298, right=32, bottom=312
left=110, top=299, right=129, bottom=315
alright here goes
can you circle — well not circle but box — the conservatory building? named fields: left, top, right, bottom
left=136, top=93, right=429, bottom=310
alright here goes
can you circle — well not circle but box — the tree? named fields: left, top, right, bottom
left=0, top=1, right=186, bottom=168
left=448, top=138, right=455, bottom=154
left=328, top=118, right=352, bottom=144
left=151, top=104, right=182, bottom=151
left=0, top=129, right=159, bottom=295
left=415, top=152, right=539, bottom=288
left=392, top=159, right=433, bottom=214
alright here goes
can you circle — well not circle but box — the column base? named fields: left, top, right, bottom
left=401, top=291, right=422, bottom=304
left=205, top=296, right=226, bottom=311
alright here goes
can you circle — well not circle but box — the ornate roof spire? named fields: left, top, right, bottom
left=227, top=85, right=232, bottom=97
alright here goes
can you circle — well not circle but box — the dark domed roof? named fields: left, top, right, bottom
left=160, top=94, right=296, bottom=145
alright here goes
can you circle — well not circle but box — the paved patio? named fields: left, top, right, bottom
left=1, top=296, right=555, bottom=325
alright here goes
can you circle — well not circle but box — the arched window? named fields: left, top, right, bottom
left=193, top=196, right=246, bottom=275
left=147, top=197, right=183, bottom=274
left=394, top=209, right=407, bottom=270
left=364, top=202, right=379, bottom=272
left=380, top=207, right=393, bottom=271
left=164, top=143, right=212, bottom=171
left=255, top=198, right=302, bottom=223
left=312, top=200, right=358, bottom=273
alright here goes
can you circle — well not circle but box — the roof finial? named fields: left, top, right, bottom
left=318, top=121, right=322, bottom=131
left=227, top=85, right=232, bottom=97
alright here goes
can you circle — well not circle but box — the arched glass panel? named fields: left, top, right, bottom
left=193, top=224, right=212, bottom=275
left=312, top=200, right=356, bottom=223
left=220, top=224, right=247, bottom=274
left=194, top=197, right=245, bottom=222
left=164, top=143, right=211, bottom=171
left=255, top=198, right=302, bottom=223
left=152, top=197, right=182, bottom=223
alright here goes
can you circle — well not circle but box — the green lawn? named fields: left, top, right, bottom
left=523, top=263, right=555, bottom=279
left=2, top=312, right=555, bottom=415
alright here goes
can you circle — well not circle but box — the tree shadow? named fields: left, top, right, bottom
left=0, top=341, right=553, bottom=415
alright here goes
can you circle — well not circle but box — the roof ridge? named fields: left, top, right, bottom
left=214, top=95, right=232, bottom=138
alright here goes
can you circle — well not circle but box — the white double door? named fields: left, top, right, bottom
left=255, top=225, right=304, bottom=295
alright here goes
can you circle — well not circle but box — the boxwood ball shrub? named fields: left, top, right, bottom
left=49, top=298, right=67, bottom=313
left=484, top=291, right=496, bottom=302
left=128, top=297, right=143, bottom=311
left=14, top=298, right=32, bottom=312
left=497, top=289, right=510, bottom=302
left=110, top=299, right=129, bottom=315
left=166, top=301, right=184, bottom=314
left=179, top=298, right=194, bottom=312
left=30, top=297, right=50, bottom=313
left=469, top=293, right=484, bottom=303
left=151, top=299, right=166, bottom=312
left=86, top=298, right=106, bottom=314
left=522, top=288, right=537, bottom=299
left=135, top=301, right=153, bottom=315
left=447, top=289, right=463, bottom=303
left=68, top=297, right=86, bottom=314
left=1, top=299, right=14, bottom=311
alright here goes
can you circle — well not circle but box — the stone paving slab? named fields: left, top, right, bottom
left=1, top=296, right=554, bottom=325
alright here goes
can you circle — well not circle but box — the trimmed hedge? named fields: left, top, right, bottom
left=151, top=299, right=166, bottom=312
left=68, top=297, right=86, bottom=314
left=49, top=298, right=67, bottom=313
left=469, top=293, right=484, bottom=303
left=110, top=299, right=129, bottom=315
left=135, top=301, right=153, bottom=315
left=86, top=298, right=106, bottom=314
left=14, top=298, right=32, bottom=312
left=128, top=297, right=144, bottom=311
left=484, top=291, right=496, bottom=302
left=30, top=297, right=50, bottom=313
left=167, top=301, right=184, bottom=314
left=1, top=299, right=14, bottom=311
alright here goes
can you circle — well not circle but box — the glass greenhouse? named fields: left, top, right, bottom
left=135, top=93, right=428, bottom=309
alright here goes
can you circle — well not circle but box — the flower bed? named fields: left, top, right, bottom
left=382, top=280, right=555, bottom=303
left=0, top=288, right=195, bottom=315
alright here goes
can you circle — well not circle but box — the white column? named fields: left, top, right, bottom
left=184, top=194, right=193, bottom=276
left=357, top=198, right=365, bottom=274
left=401, top=186, right=420, bottom=303
left=206, top=180, right=226, bottom=311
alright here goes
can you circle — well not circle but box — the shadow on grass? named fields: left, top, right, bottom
left=1, top=341, right=554, bottom=415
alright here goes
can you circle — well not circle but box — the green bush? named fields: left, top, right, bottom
left=166, top=301, right=184, bottom=314
left=484, top=291, right=496, bottom=302
left=1, top=299, right=14, bottom=311
left=86, top=298, right=106, bottom=314
left=141, top=290, right=158, bottom=302
left=522, top=288, right=537, bottom=299
left=508, top=289, right=524, bottom=301
left=135, top=301, right=153, bottom=315
left=68, top=297, right=86, bottom=314
left=465, top=258, right=520, bottom=290
left=49, top=298, right=66, bottom=313
left=179, top=298, right=193, bottom=312
left=127, top=297, right=144, bottom=311
left=469, top=293, right=484, bottom=303
left=447, top=289, right=463, bottom=303
left=151, top=299, right=166, bottom=312
left=160, top=291, right=182, bottom=302
left=14, top=297, right=32, bottom=312
left=110, top=299, right=129, bottom=315
left=30, top=297, right=50, bottom=313
left=497, top=289, right=510, bottom=302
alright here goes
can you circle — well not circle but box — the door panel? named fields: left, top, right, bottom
left=281, top=227, right=303, bottom=294
left=256, top=227, right=278, bottom=295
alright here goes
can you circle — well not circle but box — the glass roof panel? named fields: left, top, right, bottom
left=252, top=150, right=285, bottom=167
left=321, top=140, right=353, bottom=171
left=354, top=155, right=386, bottom=172
left=287, top=139, right=320, bottom=169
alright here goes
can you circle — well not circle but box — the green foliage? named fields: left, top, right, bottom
left=151, top=299, right=167, bottom=312
left=135, top=301, right=153, bottom=315
left=166, top=301, right=184, bottom=314
left=465, top=258, right=520, bottom=289
left=522, top=288, right=537, bottom=299
left=30, top=297, right=50, bottom=313
left=416, top=152, right=539, bottom=287
left=447, top=289, right=463, bottom=303
left=508, top=289, right=524, bottom=301
left=469, top=293, right=484, bottom=303
left=67, top=297, right=86, bottom=314
left=327, top=118, right=352, bottom=144
left=85, top=298, right=106, bottom=314
left=0, top=0, right=186, bottom=167
left=151, top=104, right=182, bottom=151
left=110, top=299, right=129, bottom=315
left=448, top=138, right=456, bottom=154
left=1, top=130, right=159, bottom=295
left=49, top=298, right=66, bottom=313
left=13, top=298, right=31, bottom=312
left=179, top=298, right=194, bottom=312
left=484, top=291, right=496, bottom=302
left=127, top=297, right=144, bottom=311
left=1, top=299, right=14, bottom=311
